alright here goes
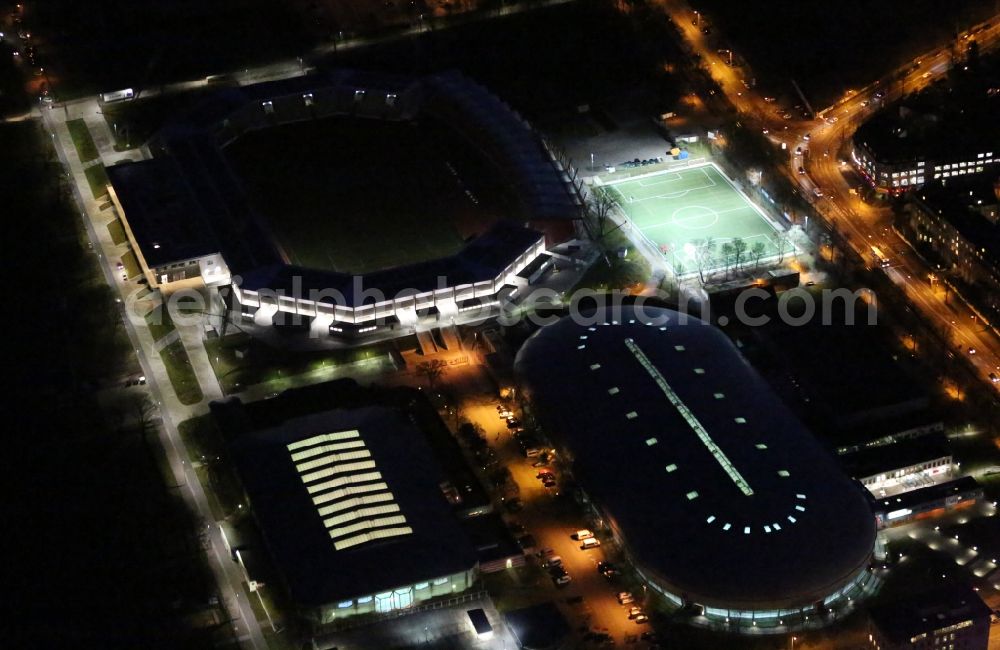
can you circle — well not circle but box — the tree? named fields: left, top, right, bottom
left=415, top=359, right=448, bottom=388
left=692, top=237, right=716, bottom=286
left=587, top=186, right=618, bottom=241
left=750, top=241, right=767, bottom=271
left=731, top=237, right=748, bottom=274
left=776, top=232, right=792, bottom=264
left=720, top=242, right=735, bottom=279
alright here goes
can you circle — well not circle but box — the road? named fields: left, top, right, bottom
left=661, top=0, right=1000, bottom=393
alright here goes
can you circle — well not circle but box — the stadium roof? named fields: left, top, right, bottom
left=514, top=306, right=877, bottom=610
left=228, top=406, right=477, bottom=607
left=237, top=220, right=543, bottom=303
left=110, top=69, right=568, bottom=293
left=106, top=159, right=220, bottom=268
left=869, top=583, right=990, bottom=643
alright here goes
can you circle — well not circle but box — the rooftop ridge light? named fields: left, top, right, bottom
left=624, top=337, right=754, bottom=497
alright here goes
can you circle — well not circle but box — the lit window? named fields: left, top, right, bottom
left=714, top=393, right=725, bottom=399
left=734, top=417, right=747, bottom=424
left=764, top=526, right=772, bottom=533
left=590, top=363, right=601, bottom=370
left=796, top=494, right=806, bottom=499
left=755, top=443, right=767, bottom=450
left=579, top=335, right=588, bottom=340
left=694, top=368, right=705, bottom=375
left=772, top=523, right=781, bottom=531
left=787, top=515, right=797, bottom=523
left=645, top=437, right=658, bottom=446
left=338, top=600, right=353, bottom=608
left=415, top=582, right=429, bottom=590
left=608, top=387, right=620, bottom=395
left=577, top=345, right=586, bottom=350
left=675, top=345, right=686, bottom=351
left=686, top=491, right=699, bottom=500
left=795, top=505, right=806, bottom=512
left=777, top=470, right=790, bottom=477
left=665, top=464, right=678, bottom=473
left=744, top=526, right=751, bottom=534
left=722, top=523, right=732, bottom=531
left=706, top=515, right=716, bottom=523
left=626, top=411, right=638, bottom=419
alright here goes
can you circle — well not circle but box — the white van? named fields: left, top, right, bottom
left=572, top=529, right=594, bottom=541
left=580, top=538, right=601, bottom=550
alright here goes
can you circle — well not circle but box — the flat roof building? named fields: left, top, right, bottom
left=867, top=583, right=991, bottom=650
left=515, top=305, right=878, bottom=629
left=226, top=405, right=479, bottom=624
left=839, top=433, right=953, bottom=496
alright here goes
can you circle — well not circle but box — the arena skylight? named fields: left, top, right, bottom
left=288, top=430, right=413, bottom=551
left=625, top=338, right=754, bottom=497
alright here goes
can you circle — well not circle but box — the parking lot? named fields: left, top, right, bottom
left=459, top=395, right=663, bottom=647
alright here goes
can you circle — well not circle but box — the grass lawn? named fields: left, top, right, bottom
left=160, top=340, right=203, bottom=405
left=572, top=229, right=652, bottom=293
left=606, top=163, right=781, bottom=276
left=146, top=303, right=175, bottom=342
left=204, top=333, right=390, bottom=395
left=66, top=119, right=99, bottom=163
left=107, top=218, right=127, bottom=245
left=121, top=249, right=140, bottom=279
left=84, top=163, right=109, bottom=200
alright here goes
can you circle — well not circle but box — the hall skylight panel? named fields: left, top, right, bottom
left=288, top=430, right=414, bottom=551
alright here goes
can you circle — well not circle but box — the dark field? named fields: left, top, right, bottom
left=322, top=0, right=685, bottom=121
left=689, top=0, right=997, bottom=108
left=31, top=0, right=309, bottom=97
left=224, top=116, right=512, bottom=274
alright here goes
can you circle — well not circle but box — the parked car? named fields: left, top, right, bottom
left=580, top=538, right=601, bottom=550
left=633, top=614, right=649, bottom=624
left=628, top=607, right=644, bottom=619
left=617, top=591, right=634, bottom=604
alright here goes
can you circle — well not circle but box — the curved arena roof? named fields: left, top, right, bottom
left=514, top=305, right=876, bottom=611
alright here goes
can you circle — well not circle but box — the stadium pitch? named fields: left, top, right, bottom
left=604, top=163, right=784, bottom=276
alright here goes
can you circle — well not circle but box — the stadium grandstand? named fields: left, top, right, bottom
left=106, top=70, right=582, bottom=344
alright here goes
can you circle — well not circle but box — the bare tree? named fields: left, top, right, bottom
left=693, top=237, right=716, bottom=286
left=415, top=359, right=449, bottom=388
left=731, top=237, right=748, bottom=274
left=778, top=232, right=789, bottom=264
left=720, top=242, right=735, bottom=279
left=750, top=241, right=767, bottom=271
left=587, top=186, right=618, bottom=241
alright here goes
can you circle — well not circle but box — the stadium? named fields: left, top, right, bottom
left=107, top=70, right=582, bottom=343
left=598, top=163, right=789, bottom=277
left=514, top=305, right=879, bottom=630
